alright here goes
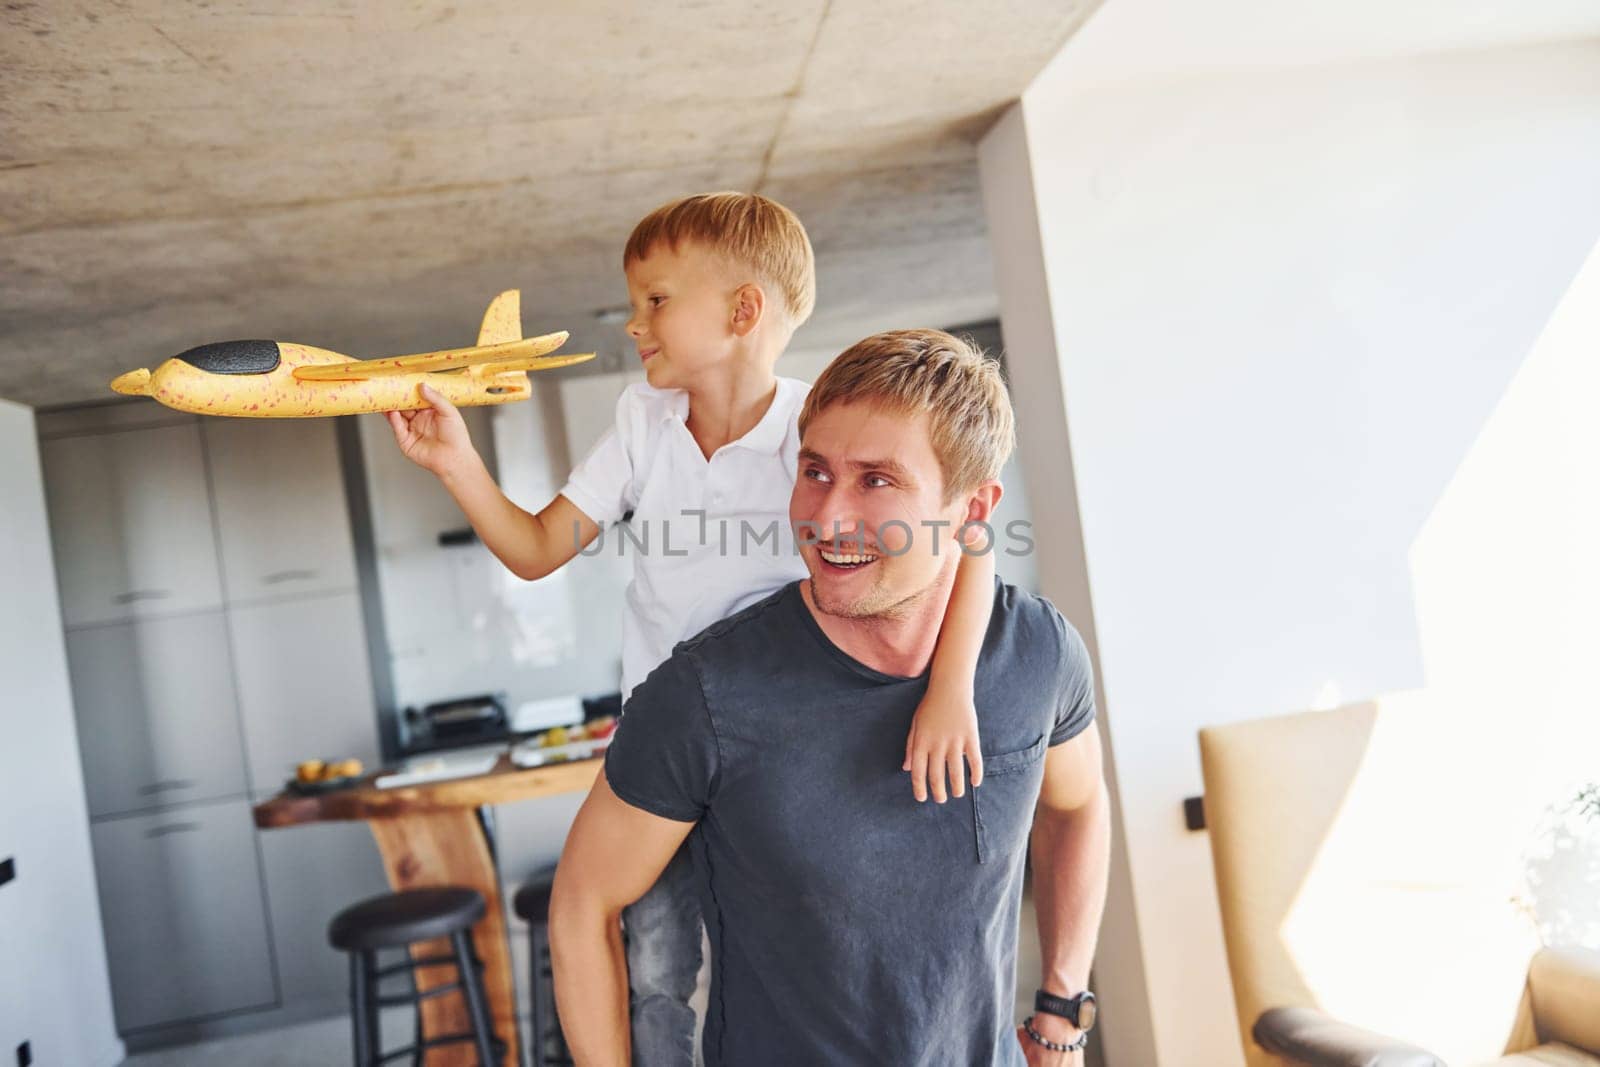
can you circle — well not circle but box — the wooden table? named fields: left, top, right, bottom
left=254, top=753, right=603, bottom=1066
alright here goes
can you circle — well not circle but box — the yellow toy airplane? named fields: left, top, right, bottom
left=110, top=290, right=594, bottom=417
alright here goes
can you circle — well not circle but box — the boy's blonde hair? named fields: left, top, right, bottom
left=624, top=192, right=816, bottom=327
left=798, top=329, right=1016, bottom=504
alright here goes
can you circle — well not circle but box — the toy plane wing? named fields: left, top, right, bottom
left=292, top=330, right=576, bottom=382
left=471, top=351, right=597, bottom=374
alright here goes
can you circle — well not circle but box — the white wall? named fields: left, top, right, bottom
left=0, top=398, right=123, bottom=1065
left=1406, top=240, right=1600, bottom=957
left=980, top=13, right=1600, bottom=1065
left=977, top=105, right=1159, bottom=1067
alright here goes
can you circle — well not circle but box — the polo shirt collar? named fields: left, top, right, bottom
left=656, top=377, right=796, bottom=457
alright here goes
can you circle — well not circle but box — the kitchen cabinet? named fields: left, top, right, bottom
left=229, top=591, right=379, bottom=794
left=39, top=421, right=224, bottom=628
left=38, top=401, right=387, bottom=1046
left=89, top=798, right=277, bottom=1032
left=64, top=611, right=249, bottom=818
left=204, top=419, right=358, bottom=604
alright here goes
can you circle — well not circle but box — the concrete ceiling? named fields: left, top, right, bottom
left=1, top=0, right=1099, bottom=408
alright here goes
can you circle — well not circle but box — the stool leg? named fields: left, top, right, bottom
left=541, top=925, right=574, bottom=1065
left=528, top=923, right=546, bottom=1067
left=350, top=950, right=376, bottom=1067
left=364, top=951, right=383, bottom=1063
left=411, top=983, right=424, bottom=1067
left=452, top=930, right=497, bottom=1066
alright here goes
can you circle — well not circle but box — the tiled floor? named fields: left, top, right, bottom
left=120, top=1008, right=416, bottom=1066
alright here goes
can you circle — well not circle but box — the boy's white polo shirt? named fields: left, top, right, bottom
left=560, top=376, right=811, bottom=699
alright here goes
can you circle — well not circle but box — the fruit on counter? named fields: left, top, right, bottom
left=295, top=757, right=364, bottom=783
left=529, top=716, right=618, bottom=748
left=331, top=758, right=364, bottom=779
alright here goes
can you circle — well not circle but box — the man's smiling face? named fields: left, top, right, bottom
left=790, top=400, right=969, bottom=620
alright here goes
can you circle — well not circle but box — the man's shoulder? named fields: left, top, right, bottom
left=988, top=579, right=1091, bottom=678
left=993, top=578, right=1070, bottom=636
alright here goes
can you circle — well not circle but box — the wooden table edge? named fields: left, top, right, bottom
left=252, top=754, right=603, bottom=828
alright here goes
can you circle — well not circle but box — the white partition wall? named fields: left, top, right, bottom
left=979, top=5, right=1600, bottom=1063
left=0, top=397, right=123, bottom=1065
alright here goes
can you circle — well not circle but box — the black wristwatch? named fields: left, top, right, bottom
left=1034, top=988, right=1097, bottom=1031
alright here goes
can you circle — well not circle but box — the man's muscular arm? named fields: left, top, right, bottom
left=549, top=771, right=696, bottom=1067
left=1025, top=722, right=1111, bottom=1060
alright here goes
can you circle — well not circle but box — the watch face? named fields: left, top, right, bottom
left=1078, top=996, right=1097, bottom=1030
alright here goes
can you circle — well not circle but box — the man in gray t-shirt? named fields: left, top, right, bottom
left=551, top=331, right=1111, bottom=1066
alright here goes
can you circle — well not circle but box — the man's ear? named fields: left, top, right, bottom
left=962, top=481, right=1004, bottom=526
left=731, top=283, right=765, bottom=337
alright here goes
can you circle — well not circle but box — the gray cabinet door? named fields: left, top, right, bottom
left=204, top=419, right=358, bottom=604
left=257, top=819, right=390, bottom=1012
left=229, top=591, right=379, bottom=792
left=89, top=798, right=277, bottom=1032
left=40, top=422, right=224, bottom=628
left=64, top=612, right=249, bottom=818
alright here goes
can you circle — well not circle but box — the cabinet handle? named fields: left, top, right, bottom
left=113, top=589, right=171, bottom=604
left=262, top=569, right=318, bottom=585
left=137, top=779, right=196, bottom=796
left=145, top=822, right=201, bottom=838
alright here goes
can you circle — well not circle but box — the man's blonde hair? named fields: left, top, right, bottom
left=798, top=329, right=1016, bottom=503
left=624, top=192, right=816, bottom=327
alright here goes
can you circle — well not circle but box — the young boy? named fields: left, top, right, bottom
left=386, top=192, right=995, bottom=1066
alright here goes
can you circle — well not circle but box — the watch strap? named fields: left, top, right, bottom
left=1035, top=989, right=1094, bottom=1028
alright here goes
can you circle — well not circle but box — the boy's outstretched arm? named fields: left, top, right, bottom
left=904, top=541, right=995, bottom=802
left=549, top=771, right=696, bottom=1067
left=386, top=383, right=600, bottom=580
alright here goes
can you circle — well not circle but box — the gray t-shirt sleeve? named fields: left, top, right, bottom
left=602, top=649, right=719, bottom=823
left=1049, top=612, right=1097, bottom=747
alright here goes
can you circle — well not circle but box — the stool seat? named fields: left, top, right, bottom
left=512, top=880, right=553, bottom=925
left=329, top=887, right=486, bottom=951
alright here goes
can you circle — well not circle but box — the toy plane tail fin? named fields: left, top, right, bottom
left=477, top=290, right=522, bottom=346
left=111, top=368, right=152, bottom=396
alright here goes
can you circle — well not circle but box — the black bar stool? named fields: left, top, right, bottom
left=328, top=887, right=504, bottom=1066
left=512, top=871, right=574, bottom=1067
